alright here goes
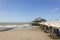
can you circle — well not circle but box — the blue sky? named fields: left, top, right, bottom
left=0, top=0, right=60, bottom=22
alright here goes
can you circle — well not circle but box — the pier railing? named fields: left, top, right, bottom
left=39, top=21, right=60, bottom=39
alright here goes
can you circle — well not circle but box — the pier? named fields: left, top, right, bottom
left=39, top=21, right=60, bottom=39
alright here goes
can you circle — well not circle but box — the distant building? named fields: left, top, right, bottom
left=32, top=17, right=46, bottom=26
left=34, top=17, right=46, bottom=22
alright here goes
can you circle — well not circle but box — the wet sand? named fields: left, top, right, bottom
left=0, top=29, right=53, bottom=40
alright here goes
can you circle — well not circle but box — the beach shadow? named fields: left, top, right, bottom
left=48, top=35, right=60, bottom=40
left=0, top=28, right=14, bottom=32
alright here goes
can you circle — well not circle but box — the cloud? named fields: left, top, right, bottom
left=51, top=8, right=58, bottom=12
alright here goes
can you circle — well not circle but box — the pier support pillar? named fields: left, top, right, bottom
left=51, top=28, right=55, bottom=39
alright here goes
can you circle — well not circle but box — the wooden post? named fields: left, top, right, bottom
left=44, top=25, right=46, bottom=32
left=39, top=24, right=42, bottom=29
left=56, top=29, right=60, bottom=37
left=49, top=26, right=52, bottom=36
left=51, top=27, right=54, bottom=39
left=41, top=25, right=43, bottom=30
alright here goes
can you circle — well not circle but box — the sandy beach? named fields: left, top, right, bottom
left=0, top=29, right=53, bottom=40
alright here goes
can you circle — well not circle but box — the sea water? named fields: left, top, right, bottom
left=0, top=24, right=39, bottom=31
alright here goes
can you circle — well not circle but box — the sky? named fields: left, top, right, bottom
left=0, top=0, right=60, bottom=22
